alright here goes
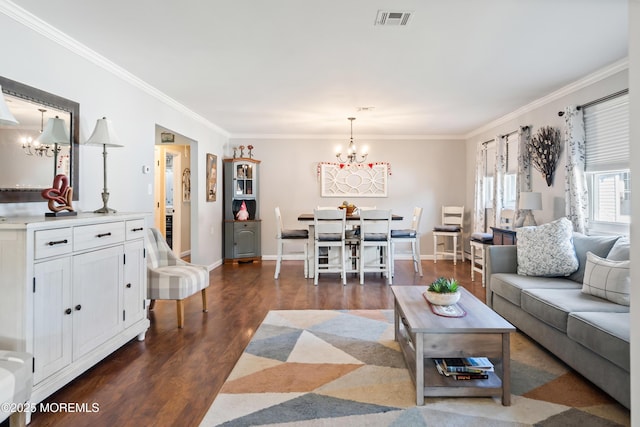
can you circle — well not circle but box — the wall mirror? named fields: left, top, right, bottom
left=0, top=76, right=79, bottom=203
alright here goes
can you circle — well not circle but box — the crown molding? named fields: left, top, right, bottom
left=465, top=57, right=629, bottom=140
left=230, top=133, right=466, bottom=141
left=0, top=0, right=230, bottom=138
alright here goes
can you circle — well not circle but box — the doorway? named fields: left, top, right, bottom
left=154, top=130, right=192, bottom=259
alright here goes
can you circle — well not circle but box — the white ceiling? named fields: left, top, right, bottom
left=12, top=0, right=628, bottom=138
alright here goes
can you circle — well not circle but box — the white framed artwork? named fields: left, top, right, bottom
left=319, top=162, right=389, bottom=197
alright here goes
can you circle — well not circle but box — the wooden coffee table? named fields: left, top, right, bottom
left=391, top=285, right=515, bottom=405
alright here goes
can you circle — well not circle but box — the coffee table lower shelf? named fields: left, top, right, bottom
left=398, top=330, right=504, bottom=399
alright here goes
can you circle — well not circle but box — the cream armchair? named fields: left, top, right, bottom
left=146, top=227, right=209, bottom=328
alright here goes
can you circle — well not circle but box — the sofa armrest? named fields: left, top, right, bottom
left=485, top=245, right=518, bottom=307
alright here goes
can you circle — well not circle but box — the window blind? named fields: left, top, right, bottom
left=584, top=93, right=629, bottom=172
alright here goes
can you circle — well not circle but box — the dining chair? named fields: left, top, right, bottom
left=391, top=206, right=423, bottom=277
left=313, top=208, right=347, bottom=285
left=359, top=209, right=392, bottom=285
left=146, top=227, right=209, bottom=328
left=433, top=205, right=465, bottom=265
left=274, top=206, right=309, bottom=279
left=469, top=231, right=493, bottom=286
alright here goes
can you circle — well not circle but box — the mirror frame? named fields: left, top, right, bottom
left=0, top=76, right=80, bottom=203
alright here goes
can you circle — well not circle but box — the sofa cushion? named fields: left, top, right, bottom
left=567, top=233, right=619, bottom=283
left=516, top=218, right=579, bottom=277
left=607, top=237, right=630, bottom=261
left=490, top=273, right=580, bottom=307
left=520, top=288, right=629, bottom=333
left=567, top=312, right=629, bottom=372
left=581, top=252, right=630, bottom=306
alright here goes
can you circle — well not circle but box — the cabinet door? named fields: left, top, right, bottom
left=33, top=257, right=72, bottom=384
left=123, top=240, right=146, bottom=328
left=233, top=222, right=261, bottom=258
left=72, top=245, right=123, bottom=359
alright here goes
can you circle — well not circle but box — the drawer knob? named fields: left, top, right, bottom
left=96, top=232, right=112, bottom=238
left=75, top=304, right=82, bottom=311
left=65, top=308, right=72, bottom=315
left=126, top=283, right=132, bottom=288
left=47, top=239, right=68, bottom=246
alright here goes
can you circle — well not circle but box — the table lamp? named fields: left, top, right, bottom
left=519, top=191, right=542, bottom=227
left=84, top=117, right=123, bottom=213
left=36, top=116, right=70, bottom=177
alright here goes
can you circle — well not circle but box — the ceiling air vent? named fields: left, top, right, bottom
left=375, top=10, right=413, bottom=26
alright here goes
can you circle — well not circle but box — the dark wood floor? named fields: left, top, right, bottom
left=26, top=259, right=487, bottom=427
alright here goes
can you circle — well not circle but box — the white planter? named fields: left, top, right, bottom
left=425, top=290, right=460, bottom=306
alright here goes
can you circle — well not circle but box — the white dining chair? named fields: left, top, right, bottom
left=274, top=206, right=309, bottom=279
left=391, top=206, right=423, bottom=276
left=313, top=208, right=347, bottom=285
left=433, top=206, right=465, bottom=264
left=359, top=209, right=392, bottom=285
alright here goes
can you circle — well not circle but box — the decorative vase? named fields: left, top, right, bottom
left=425, top=290, right=460, bottom=306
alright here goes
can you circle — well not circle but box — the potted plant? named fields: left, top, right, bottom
left=425, top=277, right=461, bottom=305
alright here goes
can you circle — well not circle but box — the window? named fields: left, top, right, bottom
left=584, top=93, right=630, bottom=235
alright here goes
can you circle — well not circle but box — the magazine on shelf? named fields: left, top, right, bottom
left=433, top=359, right=490, bottom=380
left=438, top=357, right=494, bottom=373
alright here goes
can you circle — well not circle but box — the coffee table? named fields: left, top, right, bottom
left=391, top=285, right=515, bottom=405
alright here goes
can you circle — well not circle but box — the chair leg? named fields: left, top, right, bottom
left=274, top=241, right=283, bottom=279
left=314, top=244, right=319, bottom=286
left=201, top=289, right=208, bottom=312
left=10, top=410, right=26, bottom=427
left=470, top=244, right=476, bottom=281
left=453, top=236, right=457, bottom=265
left=433, top=235, right=437, bottom=263
left=341, top=245, right=347, bottom=286
left=303, top=243, right=309, bottom=279
left=176, top=300, right=184, bottom=328
left=149, top=299, right=156, bottom=310
left=414, top=239, right=423, bottom=276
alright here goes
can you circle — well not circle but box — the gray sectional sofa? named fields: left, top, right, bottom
left=485, top=233, right=630, bottom=408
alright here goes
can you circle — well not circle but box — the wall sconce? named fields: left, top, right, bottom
left=336, top=117, right=367, bottom=164
left=83, top=117, right=124, bottom=213
left=519, top=191, right=542, bottom=227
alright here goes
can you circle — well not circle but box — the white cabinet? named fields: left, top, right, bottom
left=0, top=213, right=150, bottom=405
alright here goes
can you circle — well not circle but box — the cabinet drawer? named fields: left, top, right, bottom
left=73, top=222, right=125, bottom=252
left=34, top=228, right=73, bottom=259
left=125, top=220, right=145, bottom=240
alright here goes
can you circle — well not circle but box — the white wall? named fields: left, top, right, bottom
left=464, top=68, right=629, bottom=230
left=231, top=137, right=467, bottom=259
left=0, top=11, right=227, bottom=268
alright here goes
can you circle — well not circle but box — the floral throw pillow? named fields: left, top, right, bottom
left=516, top=217, right=579, bottom=277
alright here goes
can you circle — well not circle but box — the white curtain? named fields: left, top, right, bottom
left=473, top=143, right=486, bottom=232
left=492, top=135, right=506, bottom=229
left=563, top=105, right=588, bottom=233
left=514, top=126, right=532, bottom=226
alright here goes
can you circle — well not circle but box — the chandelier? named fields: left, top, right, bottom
left=21, top=109, right=52, bottom=156
left=21, top=108, right=69, bottom=158
left=336, top=117, right=367, bottom=164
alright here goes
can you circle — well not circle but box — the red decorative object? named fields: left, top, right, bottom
left=41, top=174, right=76, bottom=215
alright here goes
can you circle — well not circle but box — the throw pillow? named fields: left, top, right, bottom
left=516, top=217, right=579, bottom=277
left=568, top=233, right=619, bottom=283
left=582, top=252, right=630, bottom=306
left=606, top=237, right=630, bottom=261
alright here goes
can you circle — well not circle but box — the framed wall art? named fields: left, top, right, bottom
left=206, top=153, right=217, bottom=202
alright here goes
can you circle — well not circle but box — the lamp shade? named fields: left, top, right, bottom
left=84, top=117, right=123, bottom=147
left=0, top=85, right=19, bottom=126
left=519, top=191, right=542, bottom=210
left=36, top=116, right=70, bottom=145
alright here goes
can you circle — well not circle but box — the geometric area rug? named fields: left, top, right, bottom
left=200, top=310, right=630, bottom=427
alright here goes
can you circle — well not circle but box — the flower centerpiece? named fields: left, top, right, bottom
left=338, top=200, right=356, bottom=216
left=425, top=277, right=461, bottom=306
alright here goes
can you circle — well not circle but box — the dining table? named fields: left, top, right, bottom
left=297, top=212, right=404, bottom=278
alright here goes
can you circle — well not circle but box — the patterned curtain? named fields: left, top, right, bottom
left=564, top=106, right=588, bottom=233
left=514, top=126, right=532, bottom=226
left=493, top=135, right=506, bottom=229
left=473, top=143, right=486, bottom=232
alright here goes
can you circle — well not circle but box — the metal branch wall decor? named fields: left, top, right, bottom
left=528, top=126, right=561, bottom=186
